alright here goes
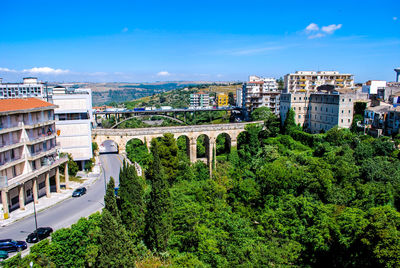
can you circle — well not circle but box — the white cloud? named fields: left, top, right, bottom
left=122, top=27, right=128, bottom=32
left=394, top=17, right=398, bottom=21
left=22, top=67, right=69, bottom=75
left=157, top=71, right=170, bottom=76
left=304, top=23, right=342, bottom=39
left=305, top=23, right=319, bottom=32
left=0, top=67, right=17, bottom=72
left=308, top=33, right=326, bottom=39
left=321, top=24, right=342, bottom=34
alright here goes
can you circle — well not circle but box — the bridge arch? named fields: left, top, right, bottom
left=216, top=132, right=232, bottom=156
left=177, top=135, right=190, bottom=159
left=111, top=115, right=185, bottom=129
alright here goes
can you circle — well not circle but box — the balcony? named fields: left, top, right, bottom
left=0, top=122, right=24, bottom=135
left=0, top=141, right=24, bottom=154
left=2, top=156, right=68, bottom=191
left=28, top=146, right=59, bottom=161
left=0, top=155, right=25, bottom=171
left=25, top=132, right=56, bottom=145
left=299, top=84, right=306, bottom=87
left=299, top=79, right=306, bottom=82
left=24, top=120, right=55, bottom=130
left=336, top=79, right=344, bottom=82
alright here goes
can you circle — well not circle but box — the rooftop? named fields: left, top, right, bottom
left=0, top=98, right=56, bottom=114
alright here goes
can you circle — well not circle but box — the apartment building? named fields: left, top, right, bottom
left=190, top=92, right=210, bottom=108
left=280, top=88, right=366, bottom=133
left=0, top=98, right=68, bottom=218
left=386, top=107, right=400, bottom=135
left=362, top=80, right=387, bottom=97
left=53, top=87, right=93, bottom=169
left=217, top=93, right=229, bottom=107
left=243, top=75, right=280, bottom=115
left=0, top=77, right=51, bottom=101
left=284, top=71, right=354, bottom=93
left=236, top=88, right=242, bottom=107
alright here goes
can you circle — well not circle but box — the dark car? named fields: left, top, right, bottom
left=72, top=187, right=87, bottom=197
left=26, top=227, right=53, bottom=243
left=0, top=239, right=27, bottom=252
left=0, top=250, right=8, bottom=260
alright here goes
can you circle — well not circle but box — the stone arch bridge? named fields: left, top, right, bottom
left=92, top=122, right=262, bottom=169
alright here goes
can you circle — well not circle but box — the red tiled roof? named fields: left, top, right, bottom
left=248, top=81, right=264, bottom=84
left=0, top=98, right=56, bottom=113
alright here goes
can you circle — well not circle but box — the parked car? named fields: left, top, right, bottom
left=25, top=227, right=53, bottom=243
left=0, top=239, right=27, bottom=252
left=0, top=250, right=8, bottom=260
left=72, top=187, right=87, bottom=197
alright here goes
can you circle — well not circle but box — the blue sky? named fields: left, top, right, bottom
left=0, top=0, right=399, bottom=82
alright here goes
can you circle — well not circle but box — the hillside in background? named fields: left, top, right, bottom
left=123, top=84, right=242, bottom=109
left=82, top=81, right=241, bottom=106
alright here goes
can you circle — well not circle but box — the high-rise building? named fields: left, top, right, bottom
left=284, top=71, right=354, bottom=93
left=243, top=75, right=280, bottom=115
left=190, top=92, right=210, bottom=108
left=0, top=77, right=51, bottom=101
left=0, top=98, right=68, bottom=217
left=52, top=87, right=93, bottom=169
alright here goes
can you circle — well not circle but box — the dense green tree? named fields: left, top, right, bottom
left=104, top=176, right=120, bottom=222
left=119, top=162, right=146, bottom=239
left=96, top=210, right=136, bottom=267
left=282, top=108, right=300, bottom=134
left=144, top=142, right=172, bottom=252
left=156, top=133, right=179, bottom=183
left=126, top=138, right=152, bottom=171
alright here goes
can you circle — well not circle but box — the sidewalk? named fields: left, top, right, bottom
left=0, top=157, right=102, bottom=227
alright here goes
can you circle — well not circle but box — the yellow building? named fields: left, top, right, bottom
left=217, top=93, right=229, bottom=107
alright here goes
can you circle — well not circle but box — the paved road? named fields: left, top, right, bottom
left=0, top=140, right=122, bottom=250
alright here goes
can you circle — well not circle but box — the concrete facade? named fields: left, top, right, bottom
left=243, top=76, right=280, bottom=115
left=284, top=71, right=354, bottom=93
left=0, top=98, right=68, bottom=218
left=0, top=77, right=50, bottom=100
left=280, top=89, right=367, bottom=133
left=53, top=87, right=93, bottom=169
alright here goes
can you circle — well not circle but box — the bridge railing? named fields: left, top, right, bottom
left=93, top=121, right=264, bottom=135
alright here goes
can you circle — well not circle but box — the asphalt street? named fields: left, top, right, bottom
left=0, top=140, right=122, bottom=250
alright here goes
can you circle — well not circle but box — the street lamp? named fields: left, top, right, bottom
left=32, top=199, right=39, bottom=242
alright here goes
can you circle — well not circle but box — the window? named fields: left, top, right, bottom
left=348, top=119, right=351, bottom=123
left=293, top=107, right=296, bottom=110
left=39, top=182, right=45, bottom=189
left=341, top=119, right=343, bottom=123
left=342, top=98, right=345, bottom=102
left=299, top=97, right=302, bottom=100
left=349, top=98, right=352, bottom=102
left=341, top=110, right=344, bottom=113
left=32, top=161, right=36, bottom=170
left=298, top=115, right=301, bottom=118
left=294, top=97, right=296, bottom=100
left=349, top=110, right=351, bottom=113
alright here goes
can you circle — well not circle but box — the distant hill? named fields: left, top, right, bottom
left=84, top=81, right=242, bottom=106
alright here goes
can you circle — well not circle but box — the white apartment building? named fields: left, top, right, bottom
left=243, top=75, right=280, bottom=115
left=280, top=88, right=366, bottom=133
left=53, top=87, right=93, bottom=169
left=362, top=80, right=387, bottom=96
left=0, top=77, right=52, bottom=100
left=0, top=98, right=68, bottom=218
left=284, top=71, right=354, bottom=93
left=236, top=88, right=242, bottom=107
left=190, top=92, right=210, bottom=108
